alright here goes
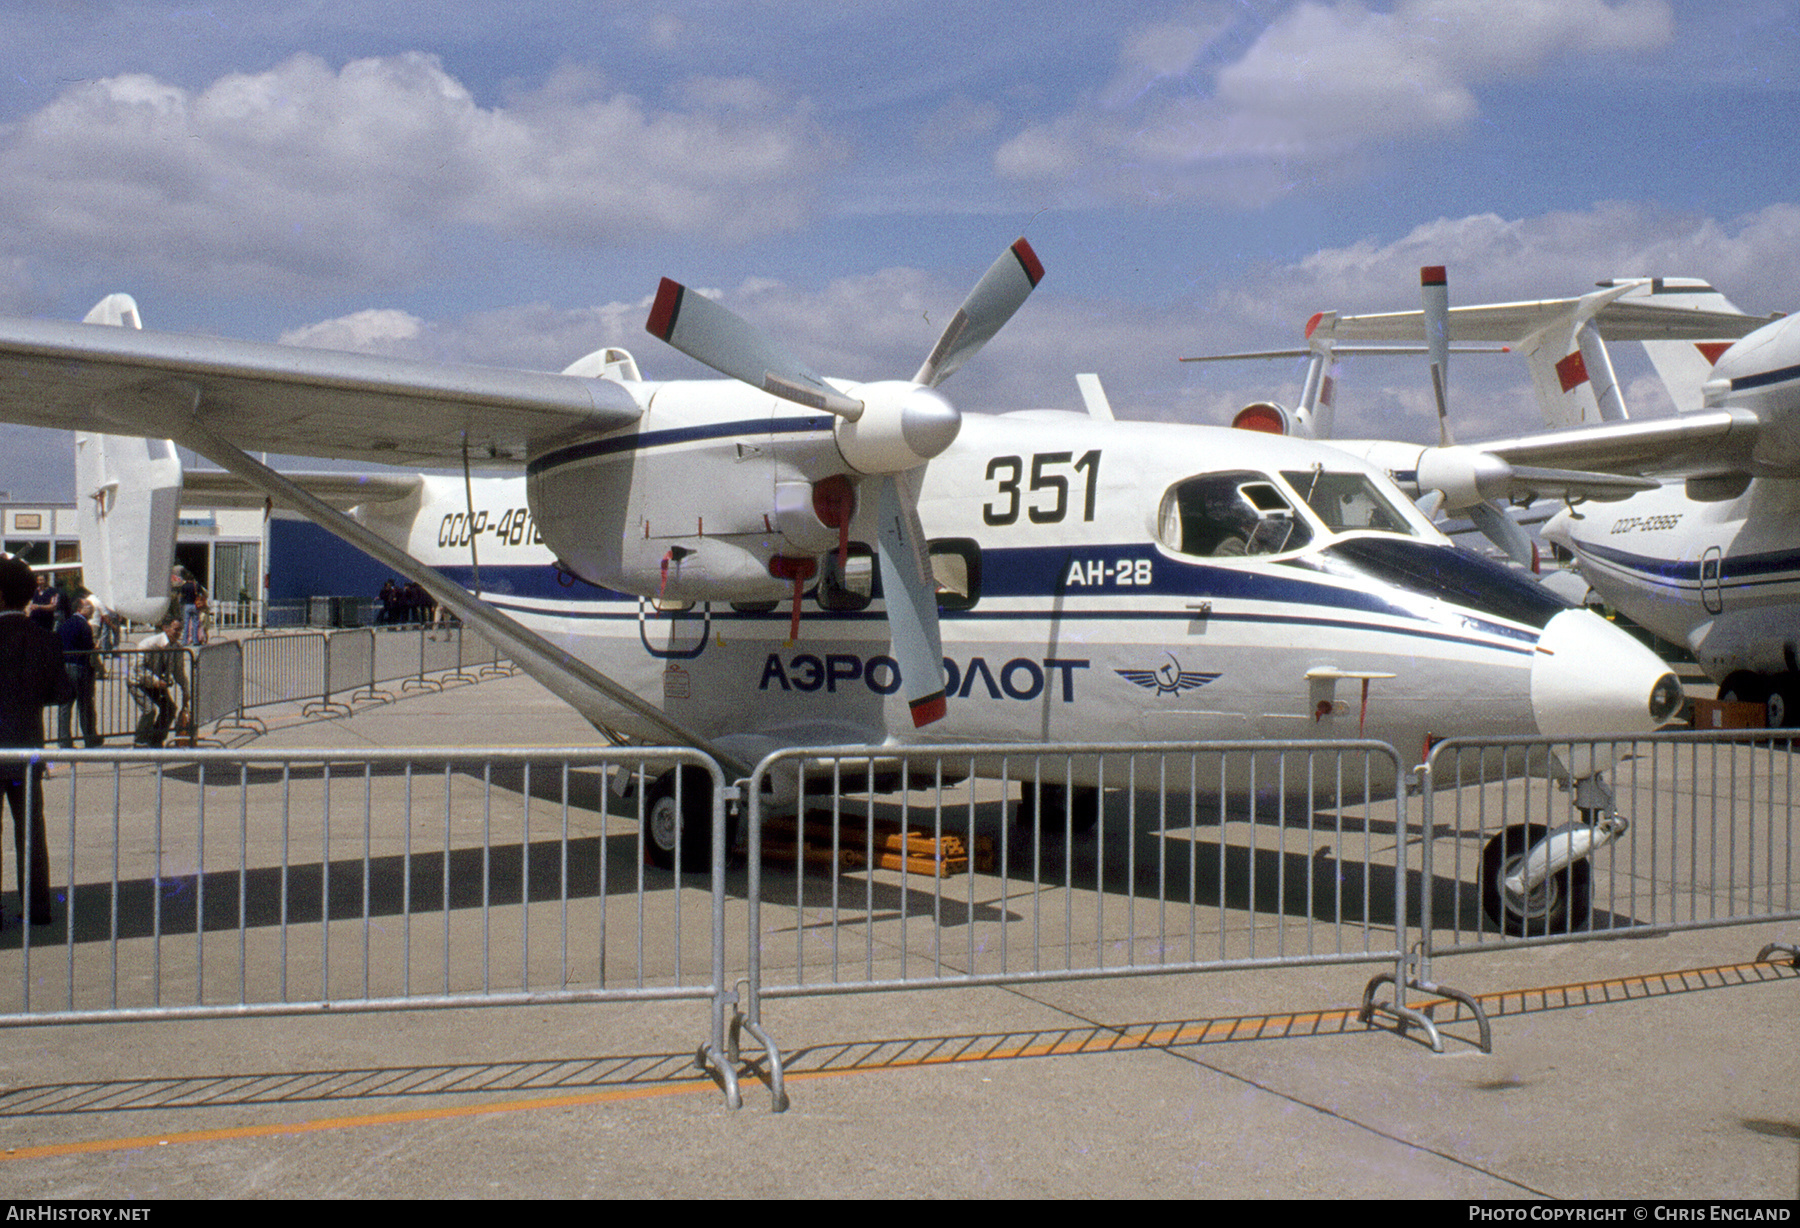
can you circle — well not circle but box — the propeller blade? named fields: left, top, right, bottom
left=1468, top=499, right=1536, bottom=569
left=1421, top=265, right=1454, bottom=447
left=912, top=238, right=1044, bottom=389
left=646, top=279, right=864, bottom=418
left=873, top=473, right=947, bottom=727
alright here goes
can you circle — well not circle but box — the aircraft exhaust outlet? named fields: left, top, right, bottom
left=1231, top=403, right=1290, bottom=435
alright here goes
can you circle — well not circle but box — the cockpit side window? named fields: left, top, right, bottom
left=1158, top=472, right=1313, bottom=558
left=1280, top=468, right=1415, bottom=536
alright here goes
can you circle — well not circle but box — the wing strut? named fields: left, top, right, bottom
left=173, top=412, right=748, bottom=775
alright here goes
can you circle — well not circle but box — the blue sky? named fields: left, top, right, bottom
left=1, top=0, right=1796, bottom=499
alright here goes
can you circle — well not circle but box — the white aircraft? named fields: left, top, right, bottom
left=0, top=244, right=1681, bottom=939
left=1294, top=271, right=1800, bottom=725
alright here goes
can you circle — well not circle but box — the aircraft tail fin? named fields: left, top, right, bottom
left=74, top=294, right=183, bottom=623
left=1610, top=278, right=1748, bottom=413
left=1297, top=345, right=1335, bottom=439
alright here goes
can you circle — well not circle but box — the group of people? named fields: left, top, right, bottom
left=14, top=566, right=201, bottom=750
left=0, top=557, right=200, bottom=928
left=377, top=578, right=438, bottom=625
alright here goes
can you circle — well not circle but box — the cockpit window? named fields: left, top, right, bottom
left=1287, top=537, right=1572, bottom=629
left=1158, top=471, right=1314, bottom=558
left=1280, top=468, right=1415, bottom=536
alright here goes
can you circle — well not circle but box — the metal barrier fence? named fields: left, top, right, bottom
left=1416, top=731, right=1799, bottom=957
left=736, top=740, right=1420, bottom=1101
left=44, top=647, right=203, bottom=747
left=3, top=731, right=1794, bottom=1112
left=241, top=632, right=327, bottom=710
left=40, top=626, right=519, bottom=745
left=0, top=746, right=747, bottom=1102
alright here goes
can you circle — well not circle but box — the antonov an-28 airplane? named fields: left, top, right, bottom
left=0, top=242, right=1679, bottom=933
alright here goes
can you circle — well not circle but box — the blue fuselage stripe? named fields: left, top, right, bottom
left=1732, top=362, right=1800, bottom=393
left=526, top=415, right=834, bottom=478
left=1575, top=539, right=1800, bottom=586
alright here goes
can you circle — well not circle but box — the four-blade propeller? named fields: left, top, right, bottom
left=646, top=238, right=1043, bottom=726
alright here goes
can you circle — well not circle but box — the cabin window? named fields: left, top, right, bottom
left=929, top=538, right=982, bottom=611
left=1280, top=468, right=1414, bottom=536
left=1157, top=472, right=1313, bottom=558
left=816, top=542, right=875, bottom=611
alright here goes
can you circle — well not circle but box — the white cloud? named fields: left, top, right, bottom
left=0, top=52, right=843, bottom=293
left=1195, top=200, right=1800, bottom=439
left=274, top=200, right=1800, bottom=449
left=1213, top=201, right=1800, bottom=325
left=996, top=0, right=1675, bottom=206
left=279, top=308, right=426, bottom=354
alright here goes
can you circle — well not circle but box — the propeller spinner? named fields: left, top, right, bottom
left=645, top=238, right=1044, bottom=726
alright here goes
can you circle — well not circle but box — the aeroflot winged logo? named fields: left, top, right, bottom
left=1116, top=655, right=1221, bottom=697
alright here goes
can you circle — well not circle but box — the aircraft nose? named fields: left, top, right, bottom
left=1530, top=608, right=1683, bottom=739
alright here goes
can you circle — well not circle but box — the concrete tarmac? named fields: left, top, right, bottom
left=0, top=673, right=1795, bottom=1200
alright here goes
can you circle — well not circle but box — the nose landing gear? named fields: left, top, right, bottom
left=1479, top=774, right=1624, bottom=936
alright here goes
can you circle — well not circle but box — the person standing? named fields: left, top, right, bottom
left=174, top=567, right=204, bottom=648
left=0, top=555, right=70, bottom=925
left=57, top=598, right=101, bottom=749
left=26, top=575, right=57, bottom=633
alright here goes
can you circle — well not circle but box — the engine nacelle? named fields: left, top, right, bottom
left=1414, top=445, right=1514, bottom=510
left=528, top=388, right=860, bottom=605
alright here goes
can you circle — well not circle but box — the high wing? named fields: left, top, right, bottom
left=1307, top=292, right=1768, bottom=346
left=0, top=315, right=641, bottom=466
left=1472, top=409, right=1763, bottom=478
left=1311, top=278, right=1775, bottom=432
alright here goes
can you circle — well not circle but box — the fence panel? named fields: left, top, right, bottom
left=239, top=632, right=327, bottom=710
left=1, top=747, right=733, bottom=1094
left=371, top=626, right=424, bottom=687
left=419, top=625, right=461, bottom=677
left=190, top=640, right=243, bottom=728
left=743, top=741, right=1410, bottom=1004
left=1418, top=732, right=1800, bottom=961
left=314, top=628, right=374, bottom=714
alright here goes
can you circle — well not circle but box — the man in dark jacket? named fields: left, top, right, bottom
left=0, top=555, right=71, bottom=925
left=57, top=597, right=101, bottom=749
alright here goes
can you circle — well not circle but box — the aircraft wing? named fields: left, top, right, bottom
left=1309, top=297, right=1769, bottom=346
left=0, top=316, right=643, bottom=466
left=1475, top=409, right=1763, bottom=476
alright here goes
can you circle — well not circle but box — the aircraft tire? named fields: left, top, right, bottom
left=644, top=766, right=731, bottom=873
left=1480, top=823, right=1591, bottom=937
left=1765, top=676, right=1800, bottom=729
left=1718, top=671, right=1770, bottom=707
left=1014, top=783, right=1101, bottom=834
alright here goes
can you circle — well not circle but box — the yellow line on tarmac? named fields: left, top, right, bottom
left=4, top=958, right=1789, bottom=1162
left=0, top=1080, right=716, bottom=1162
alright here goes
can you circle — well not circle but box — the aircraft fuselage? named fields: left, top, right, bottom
left=356, top=394, right=1679, bottom=774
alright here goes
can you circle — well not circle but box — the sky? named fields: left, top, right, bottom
left=1, top=0, right=1796, bottom=500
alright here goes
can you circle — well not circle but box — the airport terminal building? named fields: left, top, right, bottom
left=3, top=498, right=388, bottom=625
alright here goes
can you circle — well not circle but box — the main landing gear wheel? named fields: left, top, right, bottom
left=1718, top=672, right=1785, bottom=727
left=1480, top=823, right=1591, bottom=937
left=1015, top=784, right=1101, bottom=834
left=644, top=766, right=734, bottom=873
left=1764, top=675, right=1800, bottom=729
